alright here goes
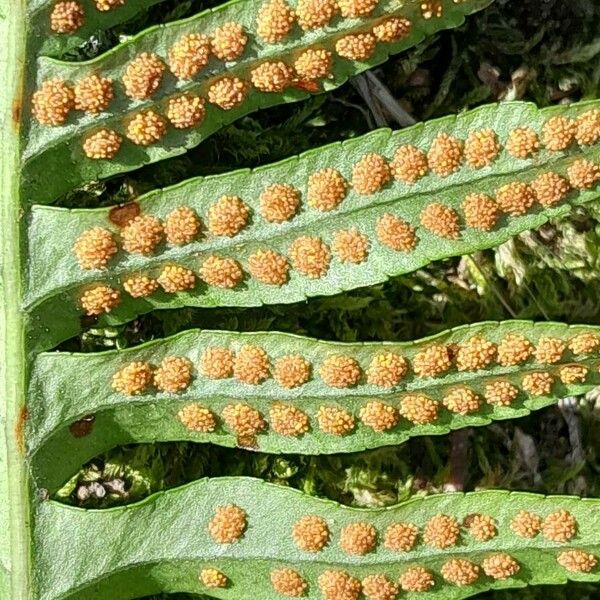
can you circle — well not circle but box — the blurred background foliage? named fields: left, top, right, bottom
left=52, top=0, right=600, bottom=597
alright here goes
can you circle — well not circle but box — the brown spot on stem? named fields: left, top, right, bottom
left=15, top=407, right=28, bottom=454
left=12, top=100, right=21, bottom=125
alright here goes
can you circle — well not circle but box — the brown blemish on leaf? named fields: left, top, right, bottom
left=12, top=99, right=21, bottom=126
left=237, top=434, right=259, bottom=449
left=69, top=415, right=95, bottom=438
left=15, top=407, right=28, bottom=454
left=294, top=79, right=320, bottom=93
left=109, top=202, right=140, bottom=228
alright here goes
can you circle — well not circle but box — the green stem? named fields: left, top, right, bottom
left=0, top=0, right=31, bottom=597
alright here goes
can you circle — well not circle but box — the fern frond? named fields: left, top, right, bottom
left=25, top=100, right=600, bottom=350
left=33, top=478, right=600, bottom=599
left=23, top=0, right=493, bottom=203
left=28, top=320, right=600, bottom=491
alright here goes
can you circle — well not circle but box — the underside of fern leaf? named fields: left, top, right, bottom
left=24, top=0, right=492, bottom=203
left=28, top=320, right=600, bottom=491
left=25, top=100, right=600, bottom=351
left=34, top=478, right=600, bottom=599
left=2, top=0, right=600, bottom=599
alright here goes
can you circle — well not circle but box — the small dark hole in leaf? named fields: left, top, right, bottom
left=463, top=513, right=478, bottom=527
left=69, top=415, right=95, bottom=438
left=447, top=342, right=460, bottom=361
left=80, top=314, right=97, bottom=329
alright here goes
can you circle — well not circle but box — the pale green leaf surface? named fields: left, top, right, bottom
left=22, top=0, right=493, bottom=203
left=32, top=477, right=600, bottom=599
left=27, top=321, right=600, bottom=491
left=0, top=565, right=9, bottom=600
left=24, top=100, right=600, bottom=352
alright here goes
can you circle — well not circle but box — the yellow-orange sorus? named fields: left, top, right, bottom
left=423, top=514, right=460, bottom=549
left=376, top=213, right=417, bottom=252
left=166, top=95, right=206, bottom=129
left=200, top=568, right=228, bottom=588
left=510, top=510, right=542, bottom=538
left=335, top=33, right=377, bottom=61
left=274, top=354, right=311, bottom=388
left=373, top=17, right=412, bottom=42
left=420, top=203, right=460, bottom=239
left=123, top=275, right=159, bottom=298
left=557, top=550, right=597, bottom=573
left=359, top=400, right=399, bottom=432
left=168, top=34, right=210, bottom=79
left=269, top=403, right=310, bottom=437
left=126, top=110, right=167, bottom=146
left=200, top=347, right=235, bottom=379
left=399, top=566, right=434, bottom=592
left=208, top=77, right=248, bottom=110
left=121, top=214, right=164, bottom=255
left=256, top=0, right=295, bottom=43
left=80, top=284, right=120, bottom=315
left=153, top=356, right=193, bottom=393
left=178, top=404, right=217, bottom=433
left=164, top=206, right=202, bottom=245
left=122, top=52, right=165, bottom=99
left=289, top=236, right=331, bottom=278
left=464, top=129, right=500, bottom=168
left=292, top=515, right=330, bottom=552
left=260, top=183, right=300, bottom=222
left=222, top=403, right=267, bottom=437
left=383, top=522, right=418, bottom=551
left=50, top=1, right=85, bottom=33
left=74, top=75, right=113, bottom=114
left=427, top=133, right=462, bottom=176
left=32, top=78, right=74, bottom=126
left=157, top=264, right=196, bottom=292
left=200, top=255, right=244, bottom=288
left=351, top=153, right=391, bottom=195
left=233, top=345, right=270, bottom=384
left=83, top=129, right=122, bottom=159
left=112, top=361, right=153, bottom=395
left=270, top=569, right=308, bottom=597
left=208, top=505, right=247, bottom=543
left=542, top=116, right=576, bottom=151
left=211, top=22, right=248, bottom=61
left=296, top=0, right=337, bottom=29
left=73, top=227, right=117, bottom=269
left=339, top=522, right=377, bottom=555
left=207, top=195, right=249, bottom=237
left=318, top=570, right=361, bottom=600
left=317, top=405, right=355, bottom=435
